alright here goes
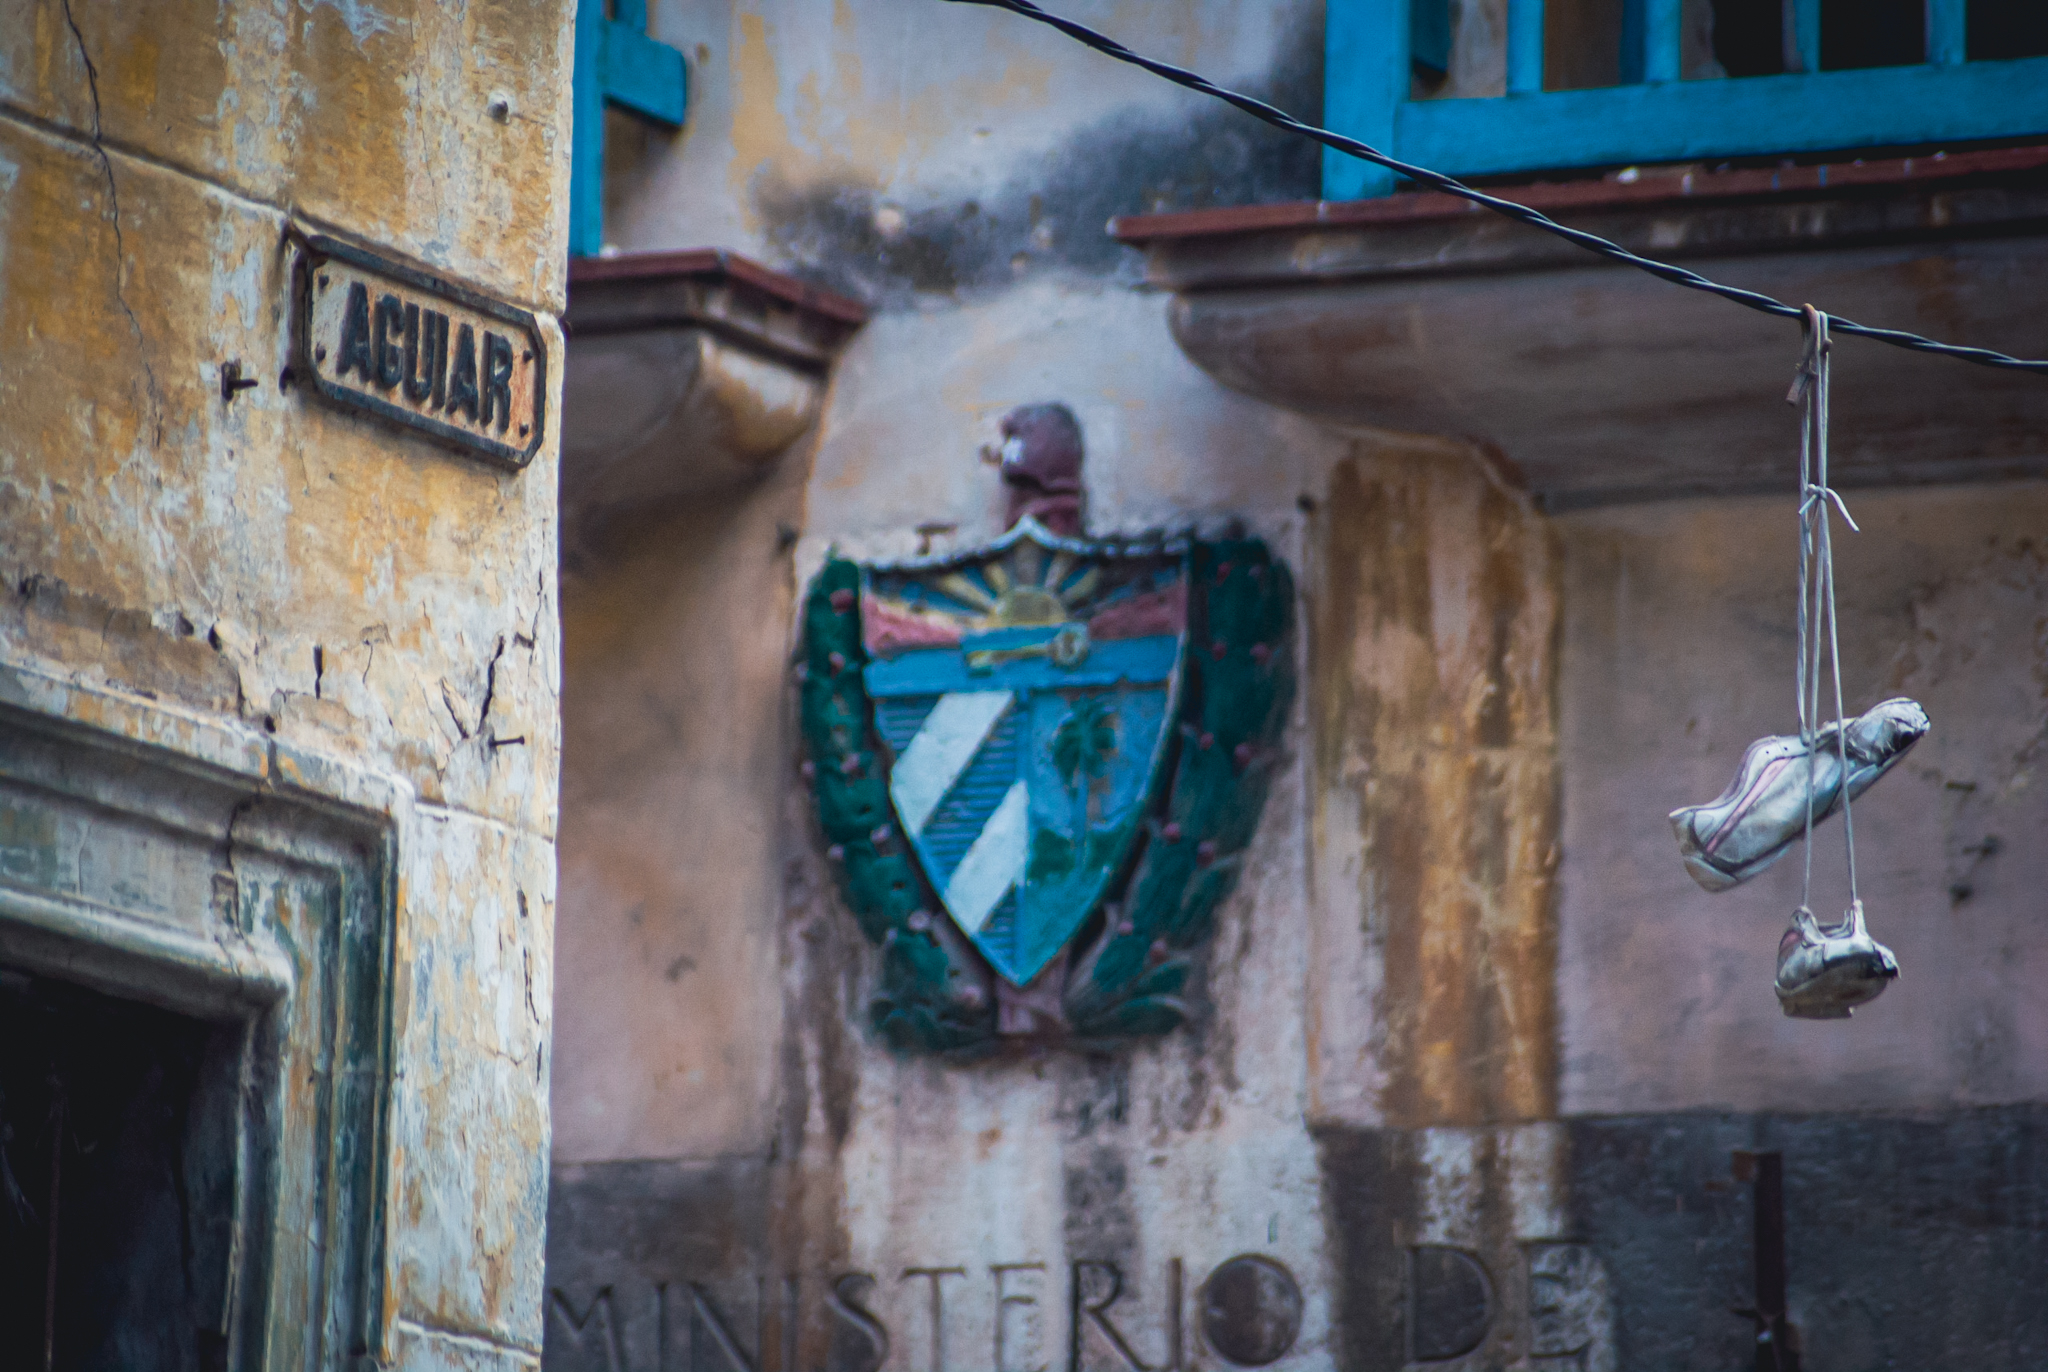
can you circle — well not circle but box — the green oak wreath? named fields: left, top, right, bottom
left=796, top=537, right=1294, bottom=1054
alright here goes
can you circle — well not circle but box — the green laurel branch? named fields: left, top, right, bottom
left=1062, top=538, right=1296, bottom=1038
left=799, top=557, right=996, bottom=1053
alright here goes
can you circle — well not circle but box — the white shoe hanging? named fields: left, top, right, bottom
left=1774, top=900, right=1899, bottom=1019
left=1672, top=306, right=1920, bottom=1018
left=1669, top=698, right=1928, bottom=893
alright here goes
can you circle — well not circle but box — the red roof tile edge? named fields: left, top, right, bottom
left=569, top=248, right=868, bottom=325
left=1109, top=144, right=2048, bottom=244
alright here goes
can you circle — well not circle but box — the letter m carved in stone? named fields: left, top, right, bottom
left=547, top=1287, right=625, bottom=1371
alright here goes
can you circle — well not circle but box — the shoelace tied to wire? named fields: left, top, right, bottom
left=1789, top=308, right=1860, bottom=911
left=946, top=0, right=2048, bottom=375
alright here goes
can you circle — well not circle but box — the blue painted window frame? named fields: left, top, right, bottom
left=1325, top=0, right=2048, bottom=199
left=570, top=0, right=689, bottom=257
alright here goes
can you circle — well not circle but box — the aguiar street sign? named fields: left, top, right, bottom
left=293, top=235, right=546, bottom=470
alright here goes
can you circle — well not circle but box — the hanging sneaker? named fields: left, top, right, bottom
left=1774, top=901, right=1898, bottom=1019
left=1669, top=698, right=1929, bottom=893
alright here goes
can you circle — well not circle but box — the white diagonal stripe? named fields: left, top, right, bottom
left=944, top=780, right=1029, bottom=936
left=890, top=690, right=1013, bottom=836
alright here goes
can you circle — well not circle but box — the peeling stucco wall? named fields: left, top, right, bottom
left=547, top=2, right=2048, bottom=1369
left=0, top=1, right=572, bottom=1365
left=551, top=266, right=1569, bottom=1366
left=1307, top=442, right=1560, bottom=1134
left=553, top=434, right=810, bottom=1164
left=1557, top=484, right=2048, bottom=1116
left=548, top=3, right=1564, bottom=1367
left=604, top=0, right=1322, bottom=301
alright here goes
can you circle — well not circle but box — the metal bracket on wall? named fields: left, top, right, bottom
left=1731, top=1149, right=1802, bottom=1372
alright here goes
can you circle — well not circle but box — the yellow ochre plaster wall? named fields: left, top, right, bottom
left=0, top=2, right=573, bottom=1366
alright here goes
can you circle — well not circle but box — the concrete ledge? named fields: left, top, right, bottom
left=1113, top=148, right=2048, bottom=509
left=561, top=251, right=865, bottom=537
left=1114, top=145, right=2048, bottom=286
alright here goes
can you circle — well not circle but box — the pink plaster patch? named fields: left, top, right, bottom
left=1086, top=581, right=1186, bottom=641
left=863, top=595, right=966, bottom=657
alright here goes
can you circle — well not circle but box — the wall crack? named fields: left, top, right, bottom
left=58, top=0, right=164, bottom=447
left=476, top=634, right=507, bottom=739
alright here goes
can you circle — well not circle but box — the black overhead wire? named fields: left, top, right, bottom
left=944, top=0, right=2048, bottom=374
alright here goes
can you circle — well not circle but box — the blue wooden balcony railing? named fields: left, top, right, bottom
left=1325, top=0, right=2048, bottom=199
left=570, top=0, right=689, bottom=257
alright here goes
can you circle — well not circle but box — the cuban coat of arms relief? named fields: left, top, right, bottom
left=797, top=405, right=1294, bottom=1052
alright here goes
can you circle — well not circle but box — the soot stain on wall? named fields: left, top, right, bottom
left=1565, top=1107, right=2048, bottom=1372
left=1313, top=450, right=1562, bottom=1132
left=1310, top=1125, right=1415, bottom=1372
left=1315, top=1107, right=2048, bottom=1372
left=755, top=3, right=1324, bottom=306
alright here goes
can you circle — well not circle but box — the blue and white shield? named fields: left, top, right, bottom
left=860, top=519, right=1189, bottom=986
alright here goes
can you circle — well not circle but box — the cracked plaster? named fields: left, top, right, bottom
left=0, top=0, right=572, bottom=1363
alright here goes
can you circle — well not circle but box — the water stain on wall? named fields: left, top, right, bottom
left=1314, top=446, right=1561, bottom=1131
left=748, top=2, right=1325, bottom=305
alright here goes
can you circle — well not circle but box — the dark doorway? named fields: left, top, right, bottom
left=0, top=969, right=243, bottom=1371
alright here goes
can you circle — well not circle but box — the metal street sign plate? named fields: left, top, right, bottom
left=294, top=235, right=546, bottom=470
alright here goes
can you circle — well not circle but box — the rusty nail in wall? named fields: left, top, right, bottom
left=219, top=360, right=260, bottom=403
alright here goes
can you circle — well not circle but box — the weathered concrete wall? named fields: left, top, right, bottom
left=1306, top=441, right=1560, bottom=1134
left=1300, top=442, right=1566, bottom=1371
left=553, top=438, right=811, bottom=1164
left=1557, top=483, right=2048, bottom=1116
left=549, top=269, right=1570, bottom=1367
left=606, top=0, right=1322, bottom=293
left=547, top=2, right=2048, bottom=1368
left=0, top=1, right=571, bottom=1365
